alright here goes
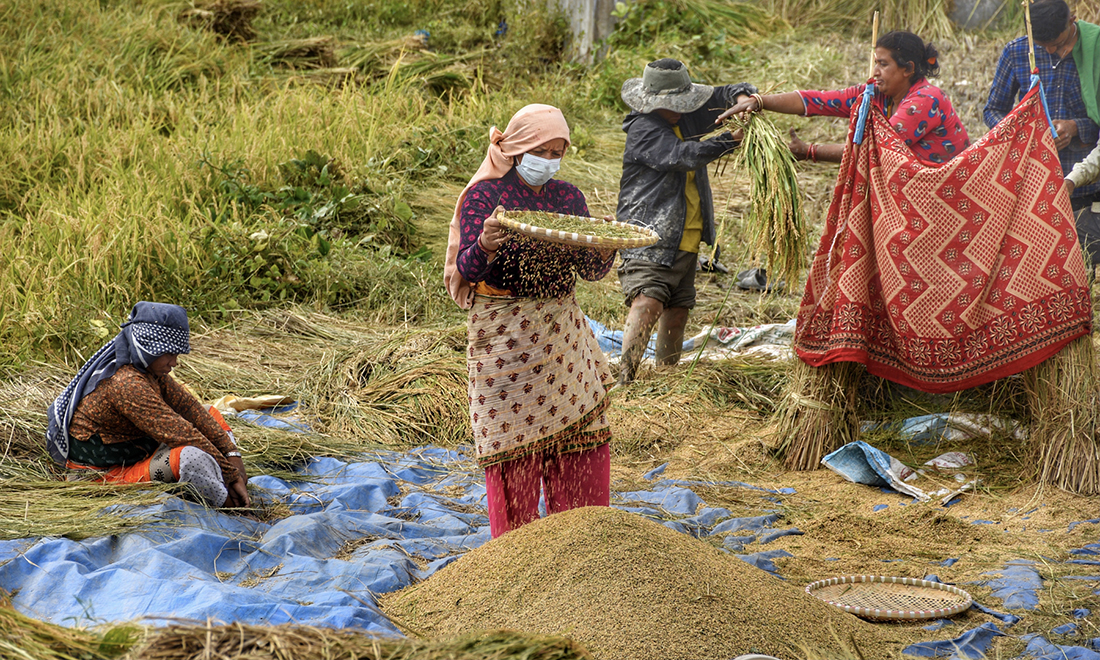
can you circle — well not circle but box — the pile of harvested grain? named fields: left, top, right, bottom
left=382, top=507, right=904, bottom=660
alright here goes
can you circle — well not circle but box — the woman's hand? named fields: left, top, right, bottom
left=716, top=96, right=760, bottom=125
left=479, top=205, right=507, bottom=254
left=788, top=128, right=810, bottom=160
left=229, top=455, right=248, bottom=484
left=224, top=475, right=250, bottom=508
left=1065, top=178, right=1076, bottom=196
left=595, top=215, right=617, bottom=262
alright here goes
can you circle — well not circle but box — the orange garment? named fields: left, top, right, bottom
left=67, top=446, right=185, bottom=484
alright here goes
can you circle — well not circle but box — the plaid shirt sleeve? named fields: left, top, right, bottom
left=1074, top=119, right=1100, bottom=152
left=983, top=39, right=1026, bottom=129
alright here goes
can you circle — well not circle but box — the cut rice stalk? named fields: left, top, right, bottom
left=728, top=111, right=807, bottom=289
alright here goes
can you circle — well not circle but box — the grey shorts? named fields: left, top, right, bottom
left=618, top=250, right=698, bottom=309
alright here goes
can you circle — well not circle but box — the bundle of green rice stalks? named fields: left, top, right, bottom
left=1024, top=335, right=1100, bottom=494
left=255, top=37, right=340, bottom=70
left=773, top=360, right=862, bottom=470
left=341, top=39, right=487, bottom=91
left=134, top=624, right=591, bottom=660
left=0, top=591, right=141, bottom=660
left=728, top=111, right=807, bottom=290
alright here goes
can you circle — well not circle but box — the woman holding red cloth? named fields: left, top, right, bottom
left=719, top=31, right=969, bottom=165
left=443, top=104, right=616, bottom=539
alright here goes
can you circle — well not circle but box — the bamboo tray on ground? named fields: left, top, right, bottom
left=499, top=211, right=659, bottom=249
left=805, top=575, right=973, bottom=621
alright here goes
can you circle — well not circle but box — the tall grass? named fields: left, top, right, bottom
left=0, top=0, right=593, bottom=363
left=0, top=0, right=1015, bottom=366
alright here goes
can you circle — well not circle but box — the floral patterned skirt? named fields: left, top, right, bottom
left=467, top=293, right=612, bottom=467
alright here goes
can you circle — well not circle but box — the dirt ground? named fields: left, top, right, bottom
left=600, top=400, right=1100, bottom=658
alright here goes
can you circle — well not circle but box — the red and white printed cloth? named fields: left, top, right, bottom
left=467, top=294, right=612, bottom=466
left=795, top=86, right=1092, bottom=393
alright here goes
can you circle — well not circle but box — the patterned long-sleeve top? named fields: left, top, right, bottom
left=983, top=32, right=1100, bottom=199
left=69, top=366, right=239, bottom=482
left=800, top=79, right=969, bottom=165
left=456, top=168, right=614, bottom=298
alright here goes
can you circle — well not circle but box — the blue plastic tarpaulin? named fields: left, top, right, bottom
left=2, top=444, right=1097, bottom=660
left=0, top=446, right=804, bottom=632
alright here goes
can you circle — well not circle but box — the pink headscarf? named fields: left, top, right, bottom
left=443, top=104, right=571, bottom=309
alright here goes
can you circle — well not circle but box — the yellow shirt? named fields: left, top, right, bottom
left=673, top=125, right=703, bottom=253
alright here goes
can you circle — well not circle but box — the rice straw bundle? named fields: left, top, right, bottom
left=299, top=329, right=470, bottom=448
left=1024, top=335, right=1100, bottom=494
left=0, top=480, right=174, bottom=540
left=0, top=590, right=140, bottom=660
left=135, top=624, right=591, bottom=660
left=255, top=37, right=340, bottom=69
left=729, top=111, right=807, bottom=289
left=1074, top=0, right=1100, bottom=23
left=178, top=0, right=261, bottom=42
left=774, top=360, right=863, bottom=470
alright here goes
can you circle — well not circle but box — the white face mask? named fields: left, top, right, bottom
left=515, top=153, right=561, bottom=187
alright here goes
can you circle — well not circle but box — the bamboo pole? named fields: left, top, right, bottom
left=1024, top=0, right=1036, bottom=71
left=868, top=11, right=880, bottom=79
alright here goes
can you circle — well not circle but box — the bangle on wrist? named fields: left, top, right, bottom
left=808, top=143, right=818, bottom=163
left=750, top=93, right=765, bottom=112
left=226, top=451, right=242, bottom=458
left=478, top=233, right=496, bottom=254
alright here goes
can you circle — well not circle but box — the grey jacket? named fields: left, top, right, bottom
left=616, top=83, right=756, bottom=266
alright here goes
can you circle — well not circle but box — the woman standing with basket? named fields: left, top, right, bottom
left=443, top=104, right=617, bottom=539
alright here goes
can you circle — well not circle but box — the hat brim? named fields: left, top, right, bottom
left=621, top=78, right=714, bottom=114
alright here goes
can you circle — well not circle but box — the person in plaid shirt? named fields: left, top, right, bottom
left=984, top=0, right=1100, bottom=261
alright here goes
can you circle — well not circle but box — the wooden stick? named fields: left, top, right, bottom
left=868, top=11, right=880, bottom=80
left=1024, top=0, right=1036, bottom=71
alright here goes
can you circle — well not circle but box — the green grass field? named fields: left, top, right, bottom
left=6, top=0, right=1065, bottom=365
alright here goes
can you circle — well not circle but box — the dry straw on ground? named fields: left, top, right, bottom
left=383, top=506, right=904, bottom=660
left=0, top=590, right=139, bottom=660
left=0, top=591, right=591, bottom=660
left=135, top=625, right=591, bottom=660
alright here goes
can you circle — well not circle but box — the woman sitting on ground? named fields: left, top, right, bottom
left=46, top=302, right=249, bottom=508
left=443, top=104, right=616, bottom=539
left=719, top=31, right=969, bottom=165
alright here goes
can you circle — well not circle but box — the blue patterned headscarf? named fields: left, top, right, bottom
left=45, top=302, right=192, bottom=464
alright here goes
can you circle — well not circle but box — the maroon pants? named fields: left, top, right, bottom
left=484, top=443, right=610, bottom=539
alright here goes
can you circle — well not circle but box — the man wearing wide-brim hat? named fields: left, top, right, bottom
left=615, top=58, right=756, bottom=386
